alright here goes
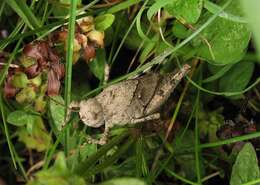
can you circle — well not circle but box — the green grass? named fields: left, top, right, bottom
left=63, top=0, right=78, bottom=156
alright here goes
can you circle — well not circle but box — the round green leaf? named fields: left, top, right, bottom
left=165, top=0, right=203, bottom=23
left=7, top=110, right=35, bottom=126
left=194, top=1, right=251, bottom=65
left=219, top=61, right=254, bottom=94
left=48, top=96, right=65, bottom=130
left=88, top=49, right=105, bottom=81
left=11, top=72, right=29, bottom=88
left=230, top=143, right=260, bottom=185
left=95, top=14, right=115, bottom=31
left=17, top=116, right=51, bottom=152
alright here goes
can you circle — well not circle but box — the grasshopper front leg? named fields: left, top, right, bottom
left=62, top=101, right=80, bottom=129
left=85, top=113, right=160, bottom=145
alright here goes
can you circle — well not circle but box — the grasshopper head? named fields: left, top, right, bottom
left=79, top=98, right=105, bottom=128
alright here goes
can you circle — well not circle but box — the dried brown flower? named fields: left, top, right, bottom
left=4, top=75, right=17, bottom=98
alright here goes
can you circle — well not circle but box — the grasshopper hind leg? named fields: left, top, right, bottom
left=130, top=113, right=160, bottom=124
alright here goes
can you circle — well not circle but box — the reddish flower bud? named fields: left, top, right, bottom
left=47, top=69, right=61, bottom=96
left=83, top=44, right=96, bottom=62
left=4, top=76, right=17, bottom=98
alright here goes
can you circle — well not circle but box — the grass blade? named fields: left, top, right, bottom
left=0, top=94, right=16, bottom=169
left=107, top=0, right=142, bottom=14
left=204, top=0, right=247, bottom=23
left=194, top=73, right=202, bottom=184
left=4, top=0, right=40, bottom=29
left=63, top=0, right=78, bottom=155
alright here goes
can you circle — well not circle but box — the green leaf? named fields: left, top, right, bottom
left=7, top=110, right=35, bottom=126
left=15, top=87, right=36, bottom=103
left=35, top=95, right=47, bottom=112
left=100, top=178, right=146, bottom=185
left=230, top=143, right=260, bottom=185
left=18, top=116, right=51, bottom=152
left=95, top=14, right=115, bottom=31
left=203, top=64, right=234, bottom=83
left=26, top=120, right=34, bottom=135
left=88, top=49, right=106, bottom=81
left=53, top=152, right=67, bottom=172
left=30, top=75, right=42, bottom=87
left=11, top=72, right=29, bottom=88
left=27, top=152, right=87, bottom=185
left=172, top=20, right=191, bottom=39
left=48, top=96, right=65, bottom=131
left=194, top=1, right=251, bottom=65
left=240, top=0, right=260, bottom=59
left=165, top=0, right=203, bottom=23
left=219, top=61, right=254, bottom=94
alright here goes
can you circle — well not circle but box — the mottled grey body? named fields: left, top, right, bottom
left=65, top=64, right=190, bottom=144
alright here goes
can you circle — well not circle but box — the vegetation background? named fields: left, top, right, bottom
left=0, top=0, right=259, bottom=185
